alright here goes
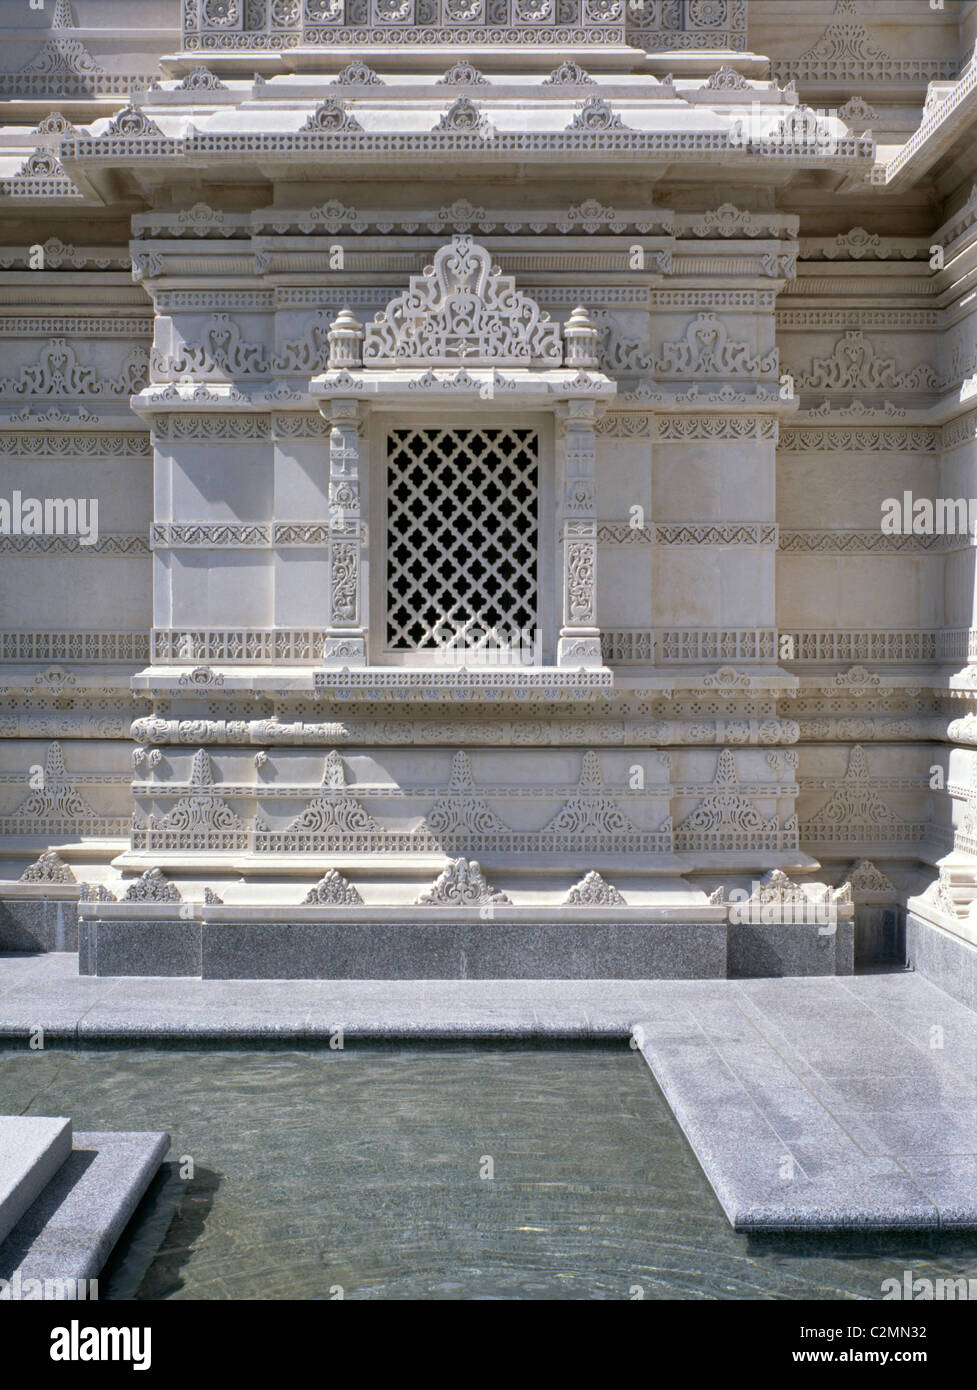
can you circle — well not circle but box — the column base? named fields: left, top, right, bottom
left=557, top=633, right=603, bottom=667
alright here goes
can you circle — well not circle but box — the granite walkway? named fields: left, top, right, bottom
left=2, top=953, right=977, bottom=1231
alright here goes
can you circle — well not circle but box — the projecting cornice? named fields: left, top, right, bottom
left=876, top=46, right=977, bottom=193
left=54, top=115, right=873, bottom=204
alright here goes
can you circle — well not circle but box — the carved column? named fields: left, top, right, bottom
left=556, top=399, right=602, bottom=668
left=322, top=397, right=367, bottom=666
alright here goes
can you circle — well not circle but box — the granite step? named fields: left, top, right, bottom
left=0, top=1130, right=170, bottom=1299
left=0, top=1116, right=72, bottom=1245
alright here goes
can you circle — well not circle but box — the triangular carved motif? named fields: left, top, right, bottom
left=104, top=106, right=164, bottom=137
left=437, top=62, right=489, bottom=86
left=14, top=741, right=95, bottom=821
left=279, top=751, right=381, bottom=835
left=677, top=749, right=778, bottom=836
left=361, top=236, right=563, bottom=367
left=807, top=745, right=901, bottom=829
left=424, top=752, right=510, bottom=837
left=566, top=97, right=630, bottom=131
left=846, top=858, right=897, bottom=894
left=433, top=95, right=489, bottom=133
left=147, top=750, right=245, bottom=835
left=798, top=1, right=889, bottom=63
left=123, top=867, right=181, bottom=902
left=19, top=849, right=75, bottom=883
left=543, top=752, right=636, bottom=837
left=331, top=61, right=384, bottom=87
left=304, top=869, right=363, bottom=905
left=417, top=857, right=510, bottom=906
left=563, top=871, right=626, bottom=906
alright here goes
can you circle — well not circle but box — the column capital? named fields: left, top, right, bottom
left=318, top=396, right=365, bottom=428
left=553, top=397, right=607, bottom=430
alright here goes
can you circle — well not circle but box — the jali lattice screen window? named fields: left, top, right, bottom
left=385, top=426, right=539, bottom=655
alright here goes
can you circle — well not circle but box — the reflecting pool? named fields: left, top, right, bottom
left=1, top=1041, right=975, bottom=1300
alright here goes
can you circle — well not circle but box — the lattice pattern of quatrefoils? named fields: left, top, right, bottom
left=385, top=427, right=539, bottom=653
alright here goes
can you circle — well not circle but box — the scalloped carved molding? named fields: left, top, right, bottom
left=655, top=314, right=778, bottom=379
left=791, top=332, right=941, bottom=393
left=0, top=341, right=149, bottom=398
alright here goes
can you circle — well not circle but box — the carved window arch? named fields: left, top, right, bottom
left=312, top=236, right=614, bottom=672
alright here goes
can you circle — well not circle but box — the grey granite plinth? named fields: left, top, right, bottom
left=72, top=907, right=877, bottom=980
left=0, top=1130, right=170, bottom=1298
left=83, top=918, right=727, bottom=980
left=84, top=919, right=202, bottom=978
left=726, top=917, right=854, bottom=978
left=907, top=911, right=977, bottom=1010
left=0, top=899, right=78, bottom=953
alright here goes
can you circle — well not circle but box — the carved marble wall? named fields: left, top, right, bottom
left=0, top=1, right=975, bottom=963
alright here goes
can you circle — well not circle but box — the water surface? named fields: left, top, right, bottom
left=1, top=1042, right=975, bottom=1300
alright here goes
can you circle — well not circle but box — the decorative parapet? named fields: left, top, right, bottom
left=61, top=123, right=872, bottom=171
left=179, top=1, right=748, bottom=56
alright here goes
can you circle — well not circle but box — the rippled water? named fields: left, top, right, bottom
left=2, top=1042, right=977, bottom=1300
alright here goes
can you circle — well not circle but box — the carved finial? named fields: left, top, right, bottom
left=563, top=305, right=600, bottom=369
left=327, top=307, right=364, bottom=369
left=301, top=98, right=363, bottom=133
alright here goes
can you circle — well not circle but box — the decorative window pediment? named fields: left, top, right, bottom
left=361, top=236, right=563, bottom=368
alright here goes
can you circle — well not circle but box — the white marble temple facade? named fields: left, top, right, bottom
left=0, top=1, right=976, bottom=966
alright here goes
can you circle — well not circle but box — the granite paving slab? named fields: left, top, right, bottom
left=634, top=974, right=977, bottom=1231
